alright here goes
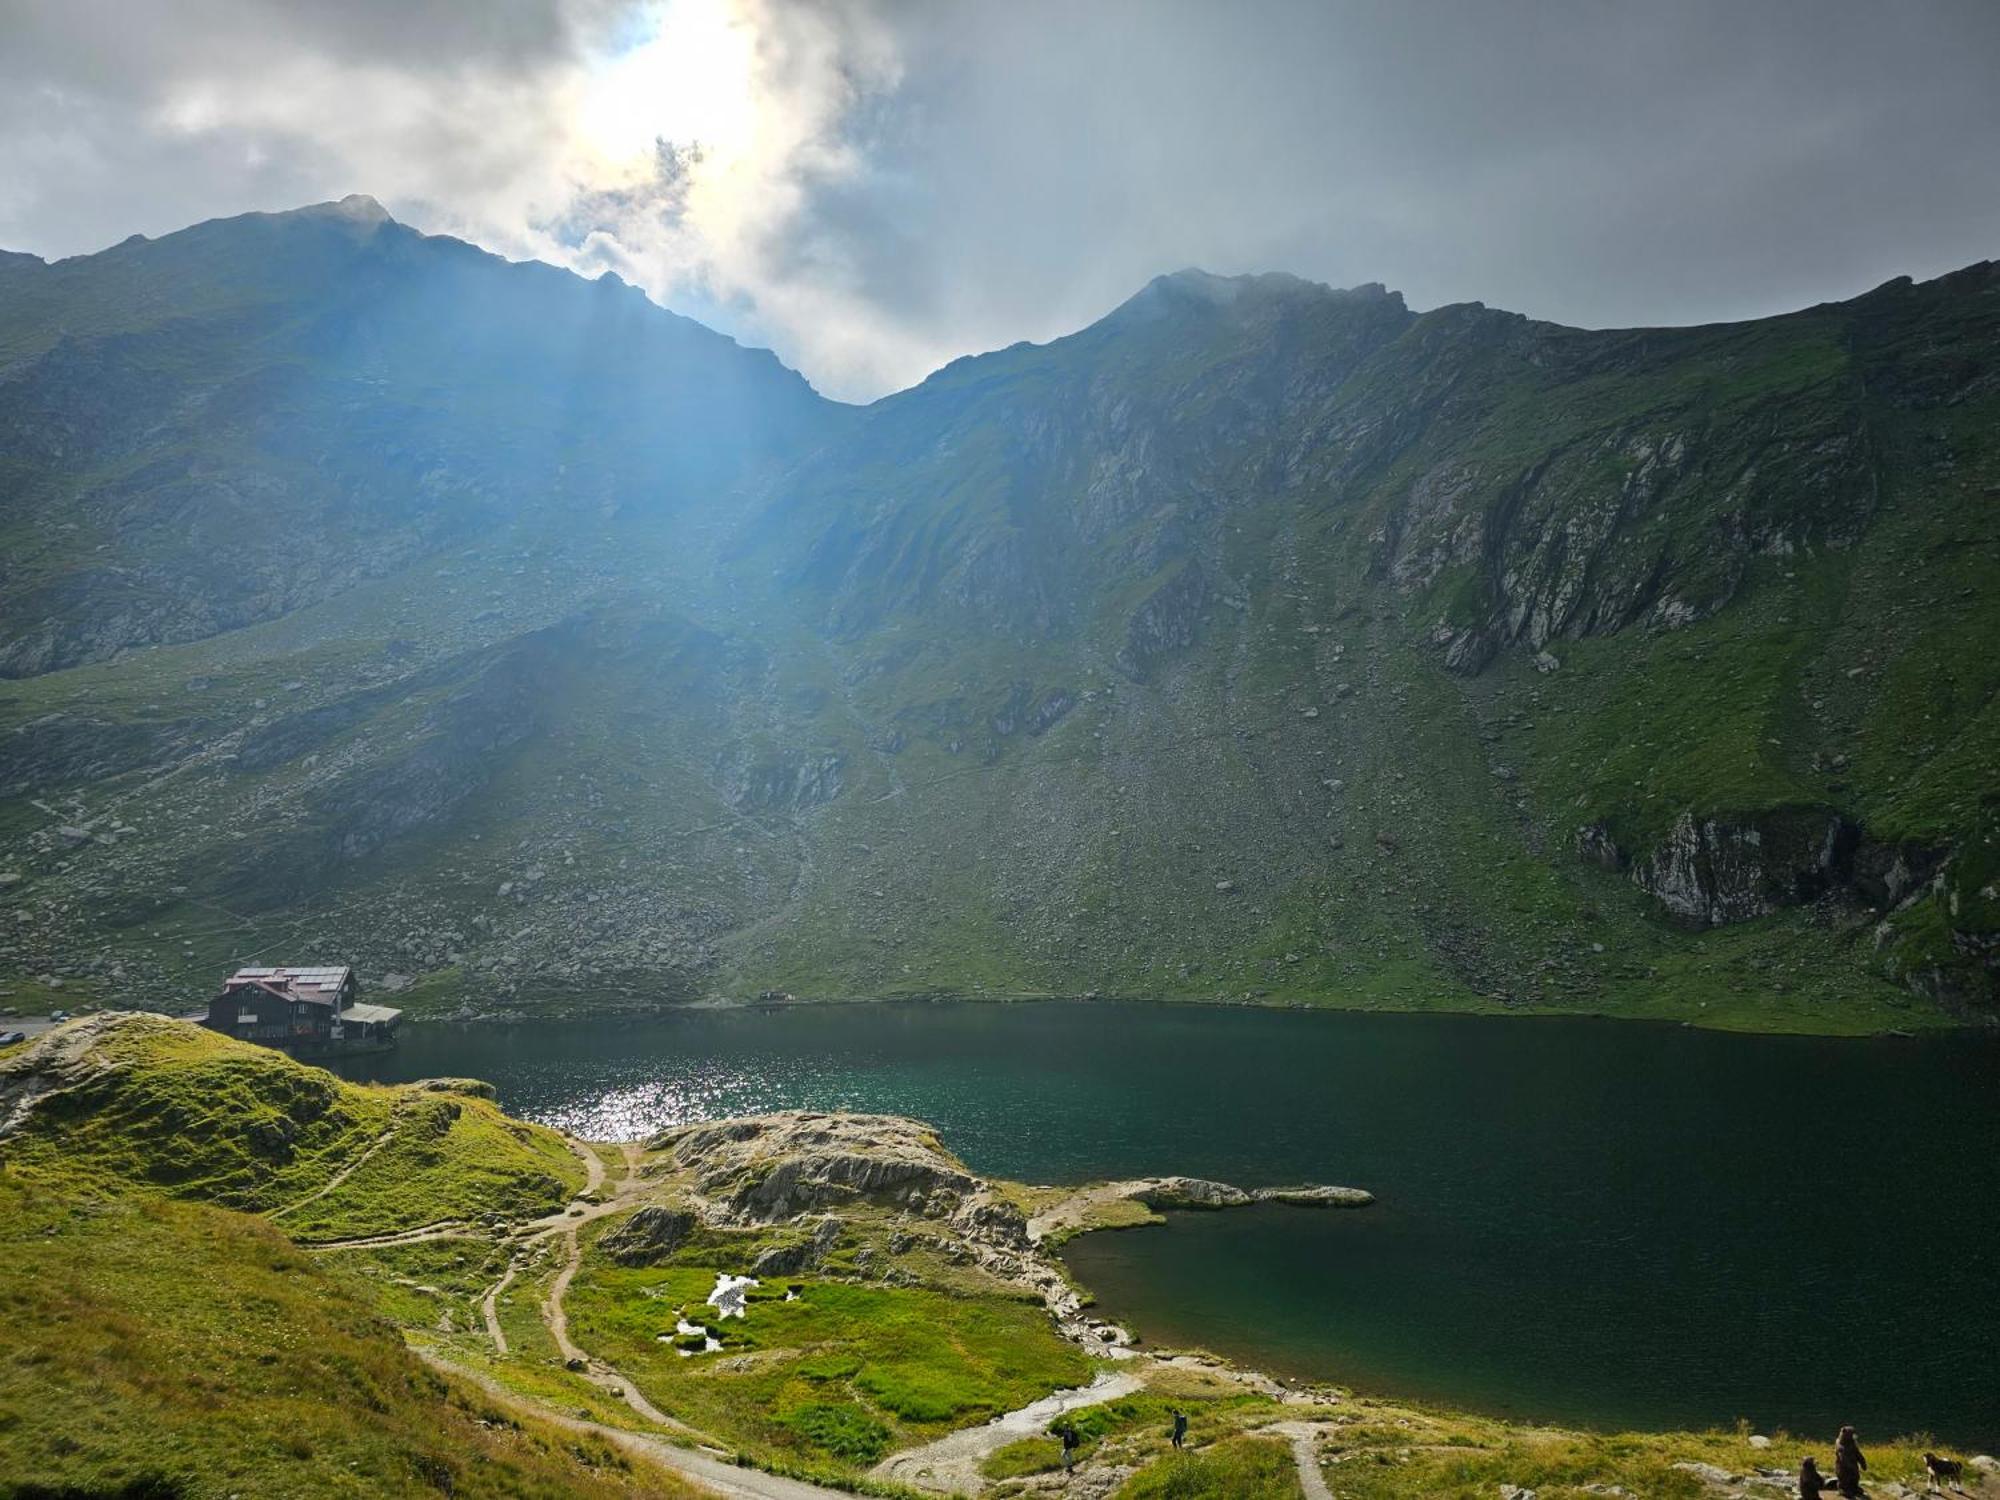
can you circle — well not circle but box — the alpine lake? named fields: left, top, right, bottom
left=336, top=999, right=2000, bottom=1448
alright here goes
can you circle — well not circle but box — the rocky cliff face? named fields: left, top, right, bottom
left=1, top=208, right=1996, bottom=1020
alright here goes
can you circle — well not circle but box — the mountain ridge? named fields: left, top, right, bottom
left=0, top=201, right=1994, bottom=1025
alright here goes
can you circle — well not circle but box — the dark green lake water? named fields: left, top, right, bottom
left=337, top=1001, right=2000, bottom=1446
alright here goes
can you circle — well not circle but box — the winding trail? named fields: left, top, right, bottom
left=419, top=1348, right=848, bottom=1500
left=478, top=1261, right=518, bottom=1354
left=531, top=1137, right=697, bottom=1435
left=869, top=1369, right=1146, bottom=1495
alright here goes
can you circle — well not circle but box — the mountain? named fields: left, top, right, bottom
left=0, top=203, right=1994, bottom=1025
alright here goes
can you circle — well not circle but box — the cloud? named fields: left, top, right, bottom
left=1, top=0, right=1997, bottom=400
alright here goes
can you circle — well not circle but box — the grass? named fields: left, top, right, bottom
left=281, top=1087, right=583, bottom=1241
left=0, top=1015, right=391, bottom=1210
left=563, top=1258, right=1091, bottom=1474
left=0, top=1015, right=583, bottom=1237
left=1252, top=1395, right=1979, bottom=1500
left=1112, top=1435, right=1302, bottom=1498
left=0, top=1165, right=702, bottom=1499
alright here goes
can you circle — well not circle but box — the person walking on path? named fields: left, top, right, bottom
left=1171, top=1410, right=1188, bottom=1451
left=1058, top=1421, right=1080, bottom=1476
left=1834, top=1426, right=1868, bottom=1498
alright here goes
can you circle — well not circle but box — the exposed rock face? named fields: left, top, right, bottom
left=0, top=1012, right=150, bottom=1137
left=1117, top=563, right=1212, bottom=682
left=651, top=1111, right=982, bottom=1223
left=598, top=1204, right=699, bottom=1266
left=749, top=1214, right=844, bottom=1276
left=1132, top=1177, right=1252, bottom=1210
left=1631, top=809, right=1858, bottom=927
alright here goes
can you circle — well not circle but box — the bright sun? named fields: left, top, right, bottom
left=576, top=0, right=758, bottom=174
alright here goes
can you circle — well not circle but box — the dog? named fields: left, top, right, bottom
left=1924, top=1452, right=1966, bottom=1494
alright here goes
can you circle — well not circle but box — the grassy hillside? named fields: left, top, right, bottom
left=0, top=1013, right=583, bottom=1232
left=0, top=1169, right=699, bottom=1500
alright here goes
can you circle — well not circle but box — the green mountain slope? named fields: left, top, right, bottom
left=0, top=206, right=1993, bottom=1026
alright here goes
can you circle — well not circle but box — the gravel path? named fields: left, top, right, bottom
left=869, top=1369, right=1146, bottom=1495
left=1267, top=1421, right=1337, bottom=1500
left=420, top=1348, right=850, bottom=1500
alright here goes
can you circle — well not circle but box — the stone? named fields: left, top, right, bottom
left=1133, top=1177, right=1252, bottom=1210
left=1671, top=1461, right=1737, bottom=1485
left=750, top=1215, right=843, bottom=1276
left=653, top=1111, right=980, bottom=1223
left=600, top=1204, right=700, bottom=1265
left=1534, top=650, right=1561, bottom=673
left=1252, top=1184, right=1376, bottom=1208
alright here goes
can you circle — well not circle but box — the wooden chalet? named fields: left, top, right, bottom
left=200, top=965, right=401, bottom=1056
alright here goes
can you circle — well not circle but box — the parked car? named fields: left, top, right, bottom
left=48, top=1009, right=70, bottom=1022
left=0, top=1031, right=25, bottom=1046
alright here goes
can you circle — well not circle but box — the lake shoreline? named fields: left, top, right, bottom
left=395, top=981, right=1978, bottom=1040
left=328, top=998, right=2000, bottom=1446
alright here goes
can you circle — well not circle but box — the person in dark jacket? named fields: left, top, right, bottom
left=1171, top=1410, right=1188, bottom=1451
left=1834, top=1426, right=1868, bottom=1497
left=1058, top=1421, right=1080, bottom=1474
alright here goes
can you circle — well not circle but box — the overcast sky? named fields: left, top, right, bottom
left=2, top=0, right=1997, bottom=401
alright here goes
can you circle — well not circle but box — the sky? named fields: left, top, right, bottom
left=1, top=0, right=1997, bottom=402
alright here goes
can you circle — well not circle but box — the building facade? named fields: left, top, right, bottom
left=200, top=966, right=401, bottom=1055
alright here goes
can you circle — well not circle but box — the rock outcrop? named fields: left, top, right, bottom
left=598, top=1204, right=700, bottom=1266
left=652, top=1111, right=985, bottom=1223
left=1253, top=1185, right=1376, bottom=1207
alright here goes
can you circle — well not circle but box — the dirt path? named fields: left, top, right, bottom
left=298, top=1219, right=479, bottom=1250
left=479, top=1260, right=519, bottom=1354
left=419, top=1348, right=851, bottom=1500
left=1267, top=1421, right=1336, bottom=1500
left=533, top=1146, right=701, bottom=1437
left=869, top=1369, right=1146, bottom=1495
left=571, top=1137, right=606, bottom=1199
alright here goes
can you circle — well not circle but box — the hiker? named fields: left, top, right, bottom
left=1834, top=1426, right=1868, bottom=1497
left=1171, top=1409, right=1188, bottom=1451
left=1801, top=1456, right=1833, bottom=1497
left=1058, top=1421, right=1080, bottom=1474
